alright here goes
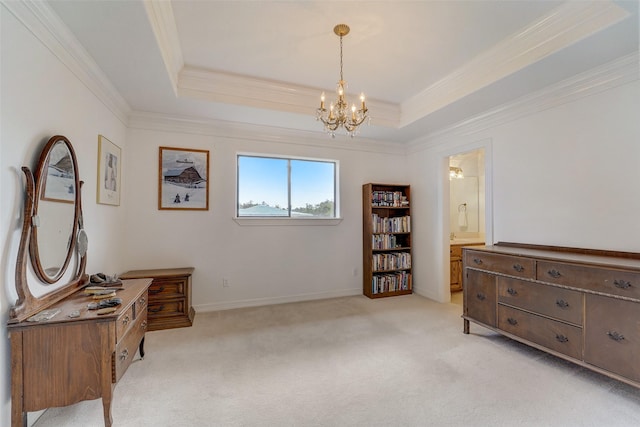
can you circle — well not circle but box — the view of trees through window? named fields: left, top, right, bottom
left=237, top=155, right=336, bottom=217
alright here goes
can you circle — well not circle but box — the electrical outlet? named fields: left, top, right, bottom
left=352, top=268, right=358, bottom=277
left=222, top=277, right=230, bottom=287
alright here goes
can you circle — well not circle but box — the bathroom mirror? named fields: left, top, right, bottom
left=9, top=135, right=88, bottom=323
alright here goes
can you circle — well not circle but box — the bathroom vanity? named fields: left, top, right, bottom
left=463, top=242, right=640, bottom=388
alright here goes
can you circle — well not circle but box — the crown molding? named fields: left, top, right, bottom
left=407, top=51, right=639, bottom=153
left=128, top=111, right=405, bottom=155
left=2, top=0, right=131, bottom=125
left=142, top=0, right=183, bottom=96
left=401, top=1, right=630, bottom=128
left=177, top=66, right=401, bottom=129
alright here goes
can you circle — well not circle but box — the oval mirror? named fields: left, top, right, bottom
left=29, top=136, right=80, bottom=283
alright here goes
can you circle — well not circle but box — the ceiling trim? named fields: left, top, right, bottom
left=3, top=0, right=131, bottom=125
left=142, top=0, right=183, bottom=96
left=401, top=1, right=631, bottom=128
left=177, top=66, right=401, bottom=129
left=128, top=111, right=405, bottom=155
left=407, top=51, right=639, bottom=153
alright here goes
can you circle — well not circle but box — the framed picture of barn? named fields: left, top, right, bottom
left=158, top=146, right=209, bottom=210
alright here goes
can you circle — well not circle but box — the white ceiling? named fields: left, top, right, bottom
left=48, top=0, right=639, bottom=144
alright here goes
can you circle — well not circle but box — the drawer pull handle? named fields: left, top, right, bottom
left=149, top=286, right=166, bottom=295
left=119, top=348, right=129, bottom=361
left=476, top=293, right=486, bottom=301
left=606, top=331, right=625, bottom=342
left=507, top=288, right=518, bottom=296
left=556, top=299, right=569, bottom=309
left=507, top=318, right=518, bottom=326
left=149, top=305, right=165, bottom=313
left=555, top=334, right=569, bottom=343
left=139, top=297, right=146, bottom=306
left=512, top=264, right=524, bottom=273
left=473, top=258, right=483, bottom=265
left=547, top=269, right=562, bottom=278
left=121, top=315, right=130, bottom=326
left=613, top=280, right=632, bottom=289
left=141, top=320, right=148, bottom=331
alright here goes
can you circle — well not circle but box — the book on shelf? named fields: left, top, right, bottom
left=371, top=271, right=412, bottom=294
left=371, top=214, right=411, bottom=233
left=372, top=252, right=412, bottom=271
left=371, top=191, right=410, bottom=207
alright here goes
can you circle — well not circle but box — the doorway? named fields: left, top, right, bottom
left=447, top=148, right=488, bottom=305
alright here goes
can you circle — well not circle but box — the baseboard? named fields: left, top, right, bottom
left=194, top=288, right=362, bottom=313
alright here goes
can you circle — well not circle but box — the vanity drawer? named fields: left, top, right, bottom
left=465, top=250, right=535, bottom=279
left=136, top=292, right=148, bottom=317
left=498, top=277, right=583, bottom=326
left=147, top=299, right=185, bottom=318
left=116, top=305, right=134, bottom=343
left=537, top=261, right=640, bottom=300
left=498, top=305, right=583, bottom=359
left=450, top=245, right=462, bottom=258
left=148, top=277, right=188, bottom=299
left=464, top=269, right=497, bottom=327
left=585, top=295, right=640, bottom=382
left=113, top=313, right=147, bottom=383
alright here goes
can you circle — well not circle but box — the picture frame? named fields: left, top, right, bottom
left=97, top=135, right=121, bottom=206
left=159, top=146, right=209, bottom=210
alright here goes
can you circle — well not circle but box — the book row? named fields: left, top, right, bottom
left=371, top=271, right=412, bottom=294
left=372, top=234, right=409, bottom=250
left=372, top=252, right=412, bottom=272
left=371, top=191, right=409, bottom=207
left=371, top=214, right=411, bottom=233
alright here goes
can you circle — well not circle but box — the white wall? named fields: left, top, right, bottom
left=124, top=125, right=407, bottom=311
left=0, top=5, right=128, bottom=426
left=409, top=76, right=640, bottom=304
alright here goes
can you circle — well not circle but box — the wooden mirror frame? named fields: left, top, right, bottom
left=9, top=135, right=88, bottom=323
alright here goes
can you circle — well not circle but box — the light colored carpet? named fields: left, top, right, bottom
left=33, top=294, right=640, bottom=426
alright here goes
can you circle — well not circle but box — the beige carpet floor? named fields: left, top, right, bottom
left=33, top=294, right=640, bottom=426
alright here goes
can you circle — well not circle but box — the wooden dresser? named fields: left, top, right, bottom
left=9, top=278, right=151, bottom=427
left=120, top=267, right=194, bottom=331
left=463, top=242, right=640, bottom=388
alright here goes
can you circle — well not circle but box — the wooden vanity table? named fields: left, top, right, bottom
left=9, top=278, right=151, bottom=427
left=7, top=135, right=151, bottom=427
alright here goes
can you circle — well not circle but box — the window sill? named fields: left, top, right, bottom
left=233, top=217, right=343, bottom=226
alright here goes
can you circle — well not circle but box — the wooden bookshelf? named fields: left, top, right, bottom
left=363, top=183, right=412, bottom=298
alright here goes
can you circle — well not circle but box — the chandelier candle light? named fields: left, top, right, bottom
left=317, top=24, right=369, bottom=138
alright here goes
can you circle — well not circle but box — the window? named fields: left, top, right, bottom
left=237, top=155, right=337, bottom=218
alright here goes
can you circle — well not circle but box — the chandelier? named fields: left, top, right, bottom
left=316, top=24, right=369, bottom=138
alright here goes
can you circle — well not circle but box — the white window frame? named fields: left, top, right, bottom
left=234, top=153, right=342, bottom=226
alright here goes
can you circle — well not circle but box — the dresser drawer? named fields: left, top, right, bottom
left=116, top=305, right=134, bottom=343
left=113, top=313, right=147, bottom=383
left=498, top=277, right=583, bottom=326
left=498, top=305, right=583, bottom=359
left=465, top=250, right=535, bottom=279
left=147, top=299, right=185, bottom=318
left=148, top=277, right=188, bottom=299
left=537, top=261, right=640, bottom=300
left=585, top=295, right=640, bottom=382
left=464, top=269, right=497, bottom=327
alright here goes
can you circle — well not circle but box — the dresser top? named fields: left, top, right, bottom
left=120, top=267, right=194, bottom=279
left=8, top=278, right=151, bottom=329
left=466, top=243, right=640, bottom=271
